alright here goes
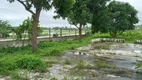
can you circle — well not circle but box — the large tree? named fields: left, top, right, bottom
left=108, top=1, right=139, bottom=38
left=67, top=0, right=91, bottom=41
left=87, top=0, right=110, bottom=34
left=7, top=0, right=75, bottom=52
left=0, top=20, right=11, bottom=38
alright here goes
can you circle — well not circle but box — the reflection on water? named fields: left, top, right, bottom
left=134, top=50, right=141, bottom=54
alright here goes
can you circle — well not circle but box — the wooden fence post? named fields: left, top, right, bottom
left=60, top=28, right=62, bottom=37
left=75, top=29, right=77, bottom=36
left=49, top=28, right=51, bottom=38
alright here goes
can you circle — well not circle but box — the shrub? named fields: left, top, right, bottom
left=64, top=59, right=72, bottom=65
left=0, top=54, right=46, bottom=75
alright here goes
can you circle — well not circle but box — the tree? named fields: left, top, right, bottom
left=108, top=1, right=139, bottom=38
left=0, top=20, right=12, bottom=38
left=53, top=0, right=75, bottom=19
left=87, top=0, right=110, bottom=34
left=67, top=0, right=91, bottom=41
left=7, top=0, right=75, bottom=52
left=20, top=17, right=42, bottom=39
left=15, top=17, right=42, bottom=46
left=15, top=25, right=23, bottom=40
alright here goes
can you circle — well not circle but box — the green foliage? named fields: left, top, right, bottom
left=68, top=0, right=91, bottom=26
left=108, top=1, right=139, bottom=38
left=14, top=26, right=23, bottom=40
left=96, top=60, right=115, bottom=68
left=11, top=70, right=30, bottom=80
left=15, top=17, right=43, bottom=40
left=0, top=46, right=32, bottom=57
left=53, top=0, right=75, bottom=19
left=136, top=63, right=142, bottom=69
left=50, top=77, right=58, bottom=80
left=0, top=20, right=12, bottom=38
left=75, top=60, right=94, bottom=69
left=0, top=54, right=46, bottom=75
left=87, top=0, right=110, bottom=33
left=8, top=0, right=51, bottom=11
left=64, top=59, right=72, bottom=65
left=67, top=0, right=92, bottom=40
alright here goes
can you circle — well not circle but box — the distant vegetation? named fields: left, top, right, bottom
left=0, top=20, right=12, bottom=38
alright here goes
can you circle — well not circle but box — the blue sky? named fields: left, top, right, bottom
left=0, top=0, right=141, bottom=27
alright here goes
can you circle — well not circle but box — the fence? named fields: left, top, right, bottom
left=0, top=28, right=90, bottom=49
left=7, top=28, right=89, bottom=40
left=0, top=34, right=86, bottom=49
left=39, top=28, right=87, bottom=37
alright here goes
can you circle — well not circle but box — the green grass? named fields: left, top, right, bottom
left=95, top=60, right=115, bottom=68
left=64, top=59, right=72, bottom=65
left=136, top=63, right=142, bottom=69
left=0, top=54, right=47, bottom=75
left=91, top=29, right=142, bottom=43
left=75, top=60, right=94, bottom=69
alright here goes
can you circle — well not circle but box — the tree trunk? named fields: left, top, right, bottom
left=31, top=9, right=41, bottom=52
left=110, top=31, right=117, bottom=38
left=79, top=24, right=82, bottom=41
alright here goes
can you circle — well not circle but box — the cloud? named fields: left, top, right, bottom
left=0, top=0, right=141, bottom=28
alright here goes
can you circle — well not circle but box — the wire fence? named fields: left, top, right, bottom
left=0, top=28, right=90, bottom=40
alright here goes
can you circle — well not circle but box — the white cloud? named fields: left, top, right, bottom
left=0, top=0, right=141, bottom=28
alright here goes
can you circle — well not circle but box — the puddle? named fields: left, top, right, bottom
left=134, top=50, right=142, bottom=54
left=103, top=75, right=131, bottom=80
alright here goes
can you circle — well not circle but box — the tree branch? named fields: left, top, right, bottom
left=75, top=25, right=79, bottom=29
left=17, top=0, right=35, bottom=15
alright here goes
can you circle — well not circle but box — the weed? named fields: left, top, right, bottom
left=95, top=60, right=115, bottom=69
left=64, top=59, right=72, bottom=65
left=0, top=54, right=46, bottom=75
left=50, top=77, right=58, bottom=80
left=11, top=70, right=30, bottom=80
left=136, top=63, right=142, bottom=69
left=91, top=43, right=110, bottom=50
left=108, top=52, right=116, bottom=55
left=75, top=60, right=94, bottom=69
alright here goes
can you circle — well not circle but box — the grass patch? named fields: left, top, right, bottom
left=96, top=61, right=115, bottom=68
left=0, top=54, right=47, bottom=75
left=11, top=70, right=30, bottom=80
left=75, top=60, right=94, bottom=69
left=50, top=77, right=58, bottom=80
left=136, top=63, right=142, bottom=69
left=91, top=42, right=111, bottom=49
left=64, top=59, right=72, bottom=65
left=95, top=57, right=115, bottom=69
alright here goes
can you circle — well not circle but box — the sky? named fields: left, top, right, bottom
left=0, top=0, right=142, bottom=27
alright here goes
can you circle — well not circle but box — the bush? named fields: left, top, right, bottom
left=0, top=54, right=46, bottom=75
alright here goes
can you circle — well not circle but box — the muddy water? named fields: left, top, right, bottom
left=60, top=43, right=142, bottom=80
left=64, top=50, right=142, bottom=80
